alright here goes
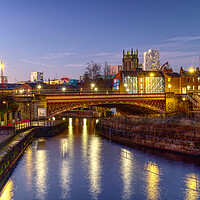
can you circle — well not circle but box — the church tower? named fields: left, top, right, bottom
left=122, top=48, right=139, bottom=71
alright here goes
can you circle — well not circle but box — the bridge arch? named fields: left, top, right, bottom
left=47, top=98, right=165, bottom=118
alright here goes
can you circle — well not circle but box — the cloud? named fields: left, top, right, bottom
left=43, top=52, right=76, bottom=59
left=20, top=59, right=53, bottom=67
left=64, top=63, right=84, bottom=67
left=167, top=36, right=200, bottom=42
left=86, top=52, right=113, bottom=57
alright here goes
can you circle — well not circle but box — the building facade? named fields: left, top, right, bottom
left=110, top=65, right=122, bottom=75
left=31, top=72, right=43, bottom=82
left=144, top=49, right=160, bottom=70
left=113, top=68, right=165, bottom=94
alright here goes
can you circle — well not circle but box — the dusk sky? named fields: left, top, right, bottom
left=1, top=0, right=200, bottom=82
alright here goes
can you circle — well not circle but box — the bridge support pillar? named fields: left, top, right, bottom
left=33, top=95, right=47, bottom=120
left=166, top=93, right=178, bottom=113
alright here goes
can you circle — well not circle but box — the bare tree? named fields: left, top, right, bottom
left=84, top=61, right=101, bottom=82
left=103, top=61, right=110, bottom=79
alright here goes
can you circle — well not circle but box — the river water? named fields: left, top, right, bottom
left=0, top=118, right=200, bottom=200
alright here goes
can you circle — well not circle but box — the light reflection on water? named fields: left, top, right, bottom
left=35, top=142, right=48, bottom=200
left=59, top=117, right=74, bottom=199
left=184, top=174, right=200, bottom=200
left=1, top=118, right=200, bottom=200
left=145, top=162, right=161, bottom=200
left=88, top=136, right=102, bottom=199
left=0, top=179, right=14, bottom=200
left=120, top=149, right=134, bottom=199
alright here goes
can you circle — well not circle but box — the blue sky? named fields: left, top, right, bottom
left=1, top=0, right=200, bottom=82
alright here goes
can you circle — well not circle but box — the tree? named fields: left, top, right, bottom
left=84, top=61, right=101, bottom=82
left=0, top=94, right=18, bottom=123
left=103, top=61, right=110, bottom=79
left=103, top=61, right=111, bottom=90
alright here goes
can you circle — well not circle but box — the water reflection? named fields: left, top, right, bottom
left=145, top=162, right=161, bottom=200
left=120, top=148, right=134, bottom=199
left=59, top=118, right=74, bottom=199
left=35, top=146, right=48, bottom=200
left=25, top=146, right=33, bottom=190
left=0, top=179, right=14, bottom=200
left=88, top=136, right=102, bottom=200
left=82, top=118, right=88, bottom=161
left=184, top=174, right=200, bottom=200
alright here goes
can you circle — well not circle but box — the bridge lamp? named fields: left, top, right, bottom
left=0, top=62, right=3, bottom=94
left=52, top=117, right=55, bottom=121
left=124, top=83, right=127, bottom=87
left=189, top=68, right=194, bottom=73
left=168, top=84, right=171, bottom=88
left=62, top=87, right=66, bottom=92
left=94, top=87, right=97, bottom=92
left=150, top=73, right=154, bottom=77
left=126, top=88, right=129, bottom=92
left=38, top=85, right=41, bottom=94
left=91, top=83, right=95, bottom=88
left=182, top=97, right=186, bottom=101
left=20, top=89, right=23, bottom=95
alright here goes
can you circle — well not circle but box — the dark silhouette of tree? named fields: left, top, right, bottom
left=84, top=61, right=101, bottom=82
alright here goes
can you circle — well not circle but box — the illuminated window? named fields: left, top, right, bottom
left=168, top=78, right=171, bottom=82
left=140, top=78, right=143, bottom=82
left=114, top=79, right=119, bottom=90
left=140, top=84, right=143, bottom=89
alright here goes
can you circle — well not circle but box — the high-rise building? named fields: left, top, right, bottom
left=122, top=48, right=139, bottom=71
left=0, top=76, right=8, bottom=84
left=144, top=49, right=160, bottom=70
left=31, top=72, right=43, bottom=82
left=109, top=65, right=122, bottom=75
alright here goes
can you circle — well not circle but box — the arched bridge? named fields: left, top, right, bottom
left=46, top=93, right=166, bottom=117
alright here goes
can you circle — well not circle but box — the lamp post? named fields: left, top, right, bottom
left=189, top=68, right=195, bottom=93
left=62, top=87, right=66, bottom=94
left=38, top=85, right=41, bottom=94
left=0, top=62, right=3, bottom=94
left=3, top=101, right=8, bottom=126
left=168, top=84, right=171, bottom=92
left=91, top=83, right=95, bottom=94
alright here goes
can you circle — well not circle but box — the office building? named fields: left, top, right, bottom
left=31, top=72, right=43, bottom=82
left=144, top=49, right=160, bottom=70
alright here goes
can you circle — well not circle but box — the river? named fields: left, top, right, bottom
left=0, top=118, right=200, bottom=200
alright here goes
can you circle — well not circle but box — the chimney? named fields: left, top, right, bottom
left=180, top=67, right=183, bottom=74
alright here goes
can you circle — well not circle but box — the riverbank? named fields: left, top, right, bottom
left=0, top=121, right=67, bottom=190
left=96, top=115, right=200, bottom=156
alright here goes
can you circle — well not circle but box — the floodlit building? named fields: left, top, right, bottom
left=113, top=68, right=164, bottom=94
left=144, top=49, right=160, bottom=70
left=122, top=49, right=139, bottom=71
left=31, top=72, right=43, bottom=82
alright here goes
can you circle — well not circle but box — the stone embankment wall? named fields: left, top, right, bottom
left=0, top=122, right=67, bottom=189
left=96, top=119, right=200, bottom=156
left=0, top=129, right=34, bottom=188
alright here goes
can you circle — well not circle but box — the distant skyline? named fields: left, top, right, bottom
left=0, top=0, right=200, bottom=82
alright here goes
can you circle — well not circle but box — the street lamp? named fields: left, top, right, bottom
left=62, top=87, right=66, bottom=94
left=91, top=83, right=95, bottom=94
left=94, top=87, right=97, bottom=92
left=0, top=62, right=3, bottom=94
left=168, top=84, right=171, bottom=92
left=38, top=85, right=41, bottom=94
left=3, top=101, right=8, bottom=126
left=189, top=68, right=195, bottom=93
